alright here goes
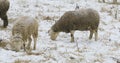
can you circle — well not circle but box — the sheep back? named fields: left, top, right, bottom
left=12, top=16, right=38, bottom=41
left=52, top=8, right=100, bottom=33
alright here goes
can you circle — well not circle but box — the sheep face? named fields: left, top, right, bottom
left=10, top=34, right=23, bottom=52
left=48, top=29, right=59, bottom=40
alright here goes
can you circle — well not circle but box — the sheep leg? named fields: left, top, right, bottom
left=33, top=31, right=38, bottom=50
left=89, top=30, right=93, bottom=40
left=21, top=41, right=24, bottom=49
left=27, top=37, right=32, bottom=50
left=23, top=42, right=26, bottom=51
left=1, top=14, right=8, bottom=28
left=70, top=31, right=75, bottom=42
left=94, top=30, right=98, bottom=41
left=33, top=38, right=37, bottom=50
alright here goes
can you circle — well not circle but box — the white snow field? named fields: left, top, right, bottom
left=0, top=0, right=120, bottom=63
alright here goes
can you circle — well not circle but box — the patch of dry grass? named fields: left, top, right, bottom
left=14, top=59, right=31, bottom=63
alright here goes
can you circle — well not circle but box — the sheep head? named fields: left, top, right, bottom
left=10, top=34, right=23, bottom=52
left=48, top=29, right=59, bottom=40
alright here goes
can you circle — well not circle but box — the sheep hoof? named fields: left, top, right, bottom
left=25, top=47, right=32, bottom=53
left=70, top=40, right=74, bottom=42
left=26, top=46, right=31, bottom=50
left=89, top=37, right=92, bottom=40
left=3, top=26, right=7, bottom=28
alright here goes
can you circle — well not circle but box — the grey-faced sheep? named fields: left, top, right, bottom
left=0, top=0, right=10, bottom=28
left=49, top=8, right=100, bottom=42
left=11, top=16, right=38, bottom=52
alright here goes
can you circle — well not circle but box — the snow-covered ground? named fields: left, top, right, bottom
left=0, top=0, right=120, bottom=63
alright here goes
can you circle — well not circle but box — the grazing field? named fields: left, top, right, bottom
left=0, top=0, right=120, bottom=63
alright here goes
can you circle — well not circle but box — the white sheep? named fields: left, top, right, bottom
left=11, top=16, right=38, bottom=52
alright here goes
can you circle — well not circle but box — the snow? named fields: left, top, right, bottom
left=0, top=0, right=120, bottom=63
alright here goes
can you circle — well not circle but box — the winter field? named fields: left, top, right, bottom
left=0, top=0, right=120, bottom=63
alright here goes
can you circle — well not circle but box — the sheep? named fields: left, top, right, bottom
left=49, top=8, right=100, bottom=42
left=11, top=16, right=38, bottom=52
left=0, top=0, right=10, bottom=28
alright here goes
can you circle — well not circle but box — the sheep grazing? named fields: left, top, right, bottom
left=49, top=8, right=100, bottom=42
left=0, top=0, right=10, bottom=28
left=11, top=16, right=38, bottom=52
left=10, top=35, right=24, bottom=51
